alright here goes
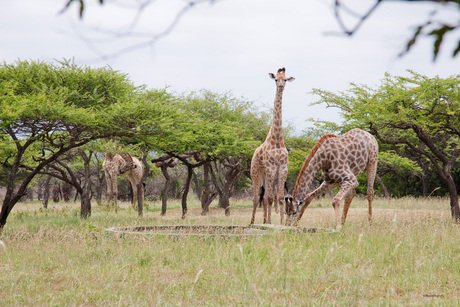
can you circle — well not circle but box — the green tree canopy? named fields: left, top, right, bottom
left=0, top=60, right=173, bottom=229
left=142, top=90, right=268, bottom=159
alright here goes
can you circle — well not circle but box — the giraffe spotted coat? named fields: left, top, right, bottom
left=286, top=128, right=378, bottom=228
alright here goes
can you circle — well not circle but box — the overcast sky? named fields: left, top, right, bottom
left=1, top=0, right=459, bottom=134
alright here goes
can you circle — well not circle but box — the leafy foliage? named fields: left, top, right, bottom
left=142, top=90, right=268, bottom=159
left=0, top=60, right=157, bottom=227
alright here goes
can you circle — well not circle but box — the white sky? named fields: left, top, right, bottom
left=1, top=0, right=459, bottom=134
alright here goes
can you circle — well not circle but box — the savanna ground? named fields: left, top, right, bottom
left=0, top=196, right=459, bottom=306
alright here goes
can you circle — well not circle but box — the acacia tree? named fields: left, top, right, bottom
left=312, top=70, right=460, bottom=221
left=38, top=149, right=92, bottom=216
left=0, top=60, right=172, bottom=230
left=147, top=90, right=268, bottom=217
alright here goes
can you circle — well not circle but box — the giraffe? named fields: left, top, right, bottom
left=285, top=128, right=378, bottom=229
left=103, top=152, right=144, bottom=208
left=250, top=67, right=295, bottom=225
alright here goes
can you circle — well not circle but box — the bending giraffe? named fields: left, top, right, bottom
left=250, top=67, right=295, bottom=225
left=286, top=128, right=378, bottom=228
left=103, top=152, right=144, bottom=208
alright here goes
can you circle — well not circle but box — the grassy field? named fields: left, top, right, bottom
left=0, top=197, right=459, bottom=306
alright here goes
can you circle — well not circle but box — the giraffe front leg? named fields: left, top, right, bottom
left=276, top=183, right=286, bottom=225
left=333, top=179, right=358, bottom=229
left=112, top=178, right=118, bottom=209
left=292, top=182, right=338, bottom=227
left=341, top=189, right=355, bottom=226
left=106, top=184, right=112, bottom=208
left=105, top=171, right=112, bottom=208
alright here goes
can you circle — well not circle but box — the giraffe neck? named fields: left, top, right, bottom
left=292, top=134, right=338, bottom=202
left=292, top=153, right=322, bottom=203
left=266, top=87, right=284, bottom=144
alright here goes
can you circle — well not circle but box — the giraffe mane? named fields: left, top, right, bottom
left=292, top=134, right=338, bottom=198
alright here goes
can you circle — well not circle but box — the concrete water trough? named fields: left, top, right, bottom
left=105, top=224, right=334, bottom=237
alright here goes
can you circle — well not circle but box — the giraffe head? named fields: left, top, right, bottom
left=269, top=67, right=295, bottom=90
left=285, top=198, right=304, bottom=226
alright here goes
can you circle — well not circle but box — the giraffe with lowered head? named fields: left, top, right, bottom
left=285, top=128, right=378, bottom=228
left=250, top=67, right=295, bottom=225
left=103, top=148, right=144, bottom=209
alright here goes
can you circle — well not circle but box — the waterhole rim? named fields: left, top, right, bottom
left=104, top=224, right=335, bottom=237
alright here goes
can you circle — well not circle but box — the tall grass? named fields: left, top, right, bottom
left=0, top=197, right=458, bottom=306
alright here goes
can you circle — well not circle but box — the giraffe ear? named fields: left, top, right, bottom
left=286, top=77, right=295, bottom=82
left=269, top=73, right=276, bottom=79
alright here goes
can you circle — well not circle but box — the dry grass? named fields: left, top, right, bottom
left=0, top=197, right=459, bottom=306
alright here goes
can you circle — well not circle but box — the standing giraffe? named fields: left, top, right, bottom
left=103, top=152, right=144, bottom=208
left=286, top=128, right=378, bottom=228
left=250, top=67, right=295, bottom=225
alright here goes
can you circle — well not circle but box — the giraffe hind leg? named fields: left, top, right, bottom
left=293, top=182, right=338, bottom=227
left=367, top=162, right=377, bottom=225
left=250, top=176, right=263, bottom=225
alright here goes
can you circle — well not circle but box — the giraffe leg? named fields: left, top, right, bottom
left=112, top=176, right=118, bottom=208
left=267, top=196, right=272, bottom=224
left=332, top=179, right=358, bottom=229
left=250, top=175, right=263, bottom=225
left=128, top=175, right=138, bottom=210
left=341, top=189, right=355, bottom=226
left=273, top=179, right=279, bottom=214
left=264, top=175, right=275, bottom=224
left=276, top=174, right=288, bottom=226
left=105, top=170, right=112, bottom=208
left=293, top=182, right=338, bottom=227
left=367, top=136, right=379, bottom=225
left=366, top=165, right=377, bottom=226
left=274, top=195, right=279, bottom=214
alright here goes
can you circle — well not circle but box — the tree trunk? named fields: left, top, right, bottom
left=62, top=182, right=72, bottom=202
left=444, top=173, right=460, bottom=221
left=220, top=164, right=240, bottom=216
left=80, top=186, right=91, bottom=218
left=421, top=175, right=429, bottom=198
left=201, top=162, right=214, bottom=215
left=375, top=174, right=390, bottom=198
left=137, top=154, right=150, bottom=218
left=182, top=166, right=193, bottom=218
left=52, top=183, right=61, bottom=202
left=43, top=174, right=52, bottom=209
left=137, top=182, right=143, bottom=217
left=192, top=170, right=201, bottom=199
left=0, top=195, right=23, bottom=232
left=221, top=185, right=231, bottom=216
left=79, top=150, right=93, bottom=218
left=160, top=166, right=170, bottom=216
